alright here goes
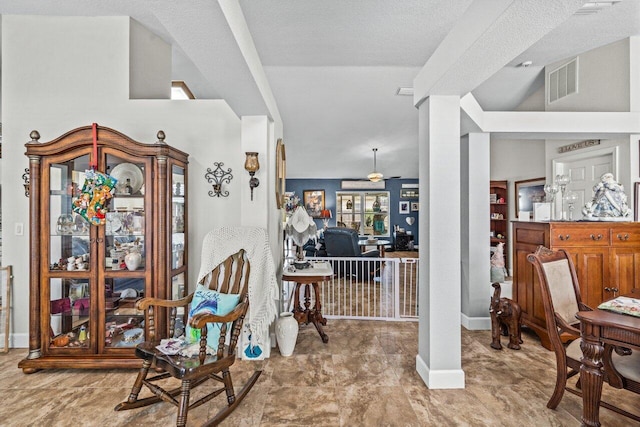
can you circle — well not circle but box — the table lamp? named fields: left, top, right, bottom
left=284, top=206, right=317, bottom=268
left=320, top=209, right=332, bottom=229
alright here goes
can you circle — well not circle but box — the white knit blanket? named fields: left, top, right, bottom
left=197, top=227, right=279, bottom=348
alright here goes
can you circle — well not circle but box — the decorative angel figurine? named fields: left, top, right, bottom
left=582, top=173, right=632, bottom=220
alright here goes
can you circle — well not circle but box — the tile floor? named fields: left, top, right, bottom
left=0, top=321, right=637, bottom=426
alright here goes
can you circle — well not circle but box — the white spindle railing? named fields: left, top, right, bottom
left=283, top=256, right=418, bottom=321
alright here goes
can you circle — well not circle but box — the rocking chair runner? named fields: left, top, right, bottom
left=115, top=249, right=260, bottom=426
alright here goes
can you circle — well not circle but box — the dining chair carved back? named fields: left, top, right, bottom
left=527, top=246, right=640, bottom=422
left=115, top=249, right=260, bottom=427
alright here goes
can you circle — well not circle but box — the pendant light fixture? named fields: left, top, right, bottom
left=367, top=148, right=384, bottom=182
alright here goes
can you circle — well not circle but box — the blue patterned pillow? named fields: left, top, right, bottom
left=185, top=285, right=240, bottom=349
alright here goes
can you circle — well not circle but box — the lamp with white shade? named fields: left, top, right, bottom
left=284, top=206, right=317, bottom=269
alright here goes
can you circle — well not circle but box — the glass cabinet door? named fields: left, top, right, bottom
left=103, top=278, right=145, bottom=348
left=105, top=155, right=146, bottom=273
left=103, top=154, right=148, bottom=349
left=336, top=193, right=363, bottom=233
left=364, top=192, right=390, bottom=236
left=49, top=155, right=92, bottom=272
left=49, top=278, right=90, bottom=349
left=336, top=192, right=390, bottom=236
left=171, top=165, right=186, bottom=302
left=47, top=155, right=93, bottom=350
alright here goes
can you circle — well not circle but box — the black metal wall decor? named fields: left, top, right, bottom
left=22, top=168, right=30, bottom=197
left=205, top=162, right=233, bottom=197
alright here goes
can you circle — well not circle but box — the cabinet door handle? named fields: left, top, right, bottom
left=604, top=287, right=612, bottom=292
left=558, top=234, right=570, bottom=241
left=590, top=234, right=603, bottom=241
left=617, top=233, right=630, bottom=241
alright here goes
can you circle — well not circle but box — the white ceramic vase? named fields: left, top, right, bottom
left=124, top=251, right=142, bottom=271
left=276, top=312, right=298, bottom=357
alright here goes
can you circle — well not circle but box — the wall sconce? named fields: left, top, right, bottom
left=244, top=152, right=260, bottom=201
left=204, top=162, right=233, bottom=197
left=22, top=168, right=30, bottom=197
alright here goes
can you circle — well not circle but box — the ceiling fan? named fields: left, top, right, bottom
left=366, top=148, right=400, bottom=181
left=367, top=148, right=383, bottom=182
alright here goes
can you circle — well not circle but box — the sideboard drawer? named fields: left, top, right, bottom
left=550, top=227, right=609, bottom=246
left=611, top=228, right=640, bottom=246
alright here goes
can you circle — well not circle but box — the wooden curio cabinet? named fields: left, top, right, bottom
left=19, top=126, right=188, bottom=372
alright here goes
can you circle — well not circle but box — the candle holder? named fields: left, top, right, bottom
left=555, top=174, right=571, bottom=220
left=544, top=183, right=559, bottom=220
left=244, top=152, right=260, bottom=201
left=566, top=192, right=579, bottom=221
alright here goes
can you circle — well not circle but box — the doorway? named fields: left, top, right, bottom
left=553, top=147, right=616, bottom=220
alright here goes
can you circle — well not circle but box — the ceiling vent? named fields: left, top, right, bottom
left=548, top=58, right=578, bottom=104
left=575, top=1, right=622, bottom=15
left=396, top=87, right=414, bottom=96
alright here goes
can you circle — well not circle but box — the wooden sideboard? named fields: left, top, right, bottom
left=512, top=220, right=640, bottom=350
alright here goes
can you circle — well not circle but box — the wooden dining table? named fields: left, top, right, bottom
left=576, top=289, right=640, bottom=427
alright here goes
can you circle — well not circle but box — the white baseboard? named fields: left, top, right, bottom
left=2, top=332, right=29, bottom=348
left=416, top=354, right=465, bottom=389
left=461, top=313, right=491, bottom=330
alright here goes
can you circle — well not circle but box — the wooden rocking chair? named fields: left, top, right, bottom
left=115, top=249, right=260, bottom=426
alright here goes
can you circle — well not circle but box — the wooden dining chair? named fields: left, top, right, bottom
left=527, top=246, right=640, bottom=422
left=115, top=249, right=260, bottom=426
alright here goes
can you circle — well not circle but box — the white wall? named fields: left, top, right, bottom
left=129, top=18, right=172, bottom=99
left=515, top=85, right=545, bottom=112
left=460, top=133, right=490, bottom=324
left=1, top=15, right=244, bottom=347
left=490, top=139, right=546, bottom=215
left=545, top=38, right=630, bottom=112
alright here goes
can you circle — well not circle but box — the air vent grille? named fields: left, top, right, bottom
left=548, top=58, right=577, bottom=103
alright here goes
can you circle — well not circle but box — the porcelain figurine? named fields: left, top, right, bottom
left=582, top=173, right=632, bottom=220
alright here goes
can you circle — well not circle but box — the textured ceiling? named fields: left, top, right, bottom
left=1, top=0, right=639, bottom=179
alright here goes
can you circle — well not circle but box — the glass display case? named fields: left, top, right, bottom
left=336, top=191, right=390, bottom=237
left=20, top=125, right=188, bottom=372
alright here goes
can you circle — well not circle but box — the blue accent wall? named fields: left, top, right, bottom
left=286, top=178, right=419, bottom=245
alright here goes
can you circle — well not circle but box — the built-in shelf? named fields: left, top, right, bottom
left=490, top=180, right=508, bottom=270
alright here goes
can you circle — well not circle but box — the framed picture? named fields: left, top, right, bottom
left=303, top=190, right=325, bottom=218
left=400, top=188, right=418, bottom=199
left=635, top=182, right=640, bottom=222
left=515, top=177, right=546, bottom=218
left=399, top=201, right=410, bottom=214
left=411, top=202, right=419, bottom=212
left=275, top=139, right=286, bottom=209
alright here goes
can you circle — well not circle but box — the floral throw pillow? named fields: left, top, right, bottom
left=185, top=285, right=240, bottom=350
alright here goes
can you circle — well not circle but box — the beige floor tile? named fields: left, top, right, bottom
left=1, top=319, right=637, bottom=426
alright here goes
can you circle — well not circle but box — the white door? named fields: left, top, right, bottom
left=556, top=153, right=614, bottom=220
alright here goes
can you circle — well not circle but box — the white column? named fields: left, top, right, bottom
left=416, top=96, right=465, bottom=389
left=461, top=133, right=491, bottom=329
